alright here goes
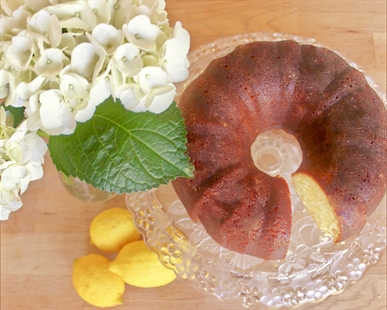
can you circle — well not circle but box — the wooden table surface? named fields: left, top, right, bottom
left=1, top=1, right=386, bottom=309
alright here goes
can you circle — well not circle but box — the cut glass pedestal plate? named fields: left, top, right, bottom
left=126, top=32, right=387, bottom=308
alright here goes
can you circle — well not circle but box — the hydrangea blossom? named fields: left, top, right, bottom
left=1, top=0, right=190, bottom=136
left=0, top=107, right=48, bottom=220
left=0, top=0, right=190, bottom=219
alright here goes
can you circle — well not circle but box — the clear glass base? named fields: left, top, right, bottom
left=127, top=185, right=386, bottom=309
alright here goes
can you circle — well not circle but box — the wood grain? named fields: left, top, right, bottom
left=1, top=1, right=386, bottom=309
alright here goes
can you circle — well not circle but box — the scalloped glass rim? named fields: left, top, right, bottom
left=126, top=32, right=387, bottom=309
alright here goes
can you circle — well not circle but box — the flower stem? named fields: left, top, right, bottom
left=37, top=129, right=50, bottom=139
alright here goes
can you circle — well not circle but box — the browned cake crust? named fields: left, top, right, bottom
left=172, top=40, right=387, bottom=260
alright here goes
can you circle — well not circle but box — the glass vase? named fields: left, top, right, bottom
left=59, top=172, right=116, bottom=203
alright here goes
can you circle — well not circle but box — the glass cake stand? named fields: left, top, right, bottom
left=126, top=32, right=387, bottom=308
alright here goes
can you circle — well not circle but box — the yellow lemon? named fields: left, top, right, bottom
left=90, top=207, right=140, bottom=252
left=108, top=240, right=176, bottom=288
left=72, top=254, right=125, bottom=308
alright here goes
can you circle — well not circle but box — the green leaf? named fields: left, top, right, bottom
left=49, top=98, right=193, bottom=194
left=5, top=106, right=25, bottom=127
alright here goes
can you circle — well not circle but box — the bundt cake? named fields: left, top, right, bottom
left=172, top=40, right=387, bottom=260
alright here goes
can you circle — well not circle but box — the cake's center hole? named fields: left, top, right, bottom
left=256, top=141, right=284, bottom=172
left=261, top=153, right=278, bottom=167
left=251, top=129, right=302, bottom=177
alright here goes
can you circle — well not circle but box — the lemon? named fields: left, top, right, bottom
left=90, top=207, right=140, bottom=252
left=108, top=240, right=176, bottom=288
left=72, top=254, right=125, bottom=308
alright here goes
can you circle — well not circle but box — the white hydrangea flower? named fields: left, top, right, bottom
left=2, top=0, right=190, bottom=118
left=70, top=42, right=106, bottom=82
left=59, top=72, right=106, bottom=123
left=136, top=66, right=169, bottom=94
left=45, top=1, right=96, bottom=32
left=110, top=65, right=125, bottom=98
left=161, top=22, right=190, bottom=82
left=34, top=48, right=65, bottom=77
left=6, top=124, right=47, bottom=164
left=117, top=83, right=143, bottom=111
left=126, top=1, right=168, bottom=27
left=0, top=118, right=47, bottom=220
left=1, top=165, right=28, bottom=192
left=23, top=0, right=52, bottom=13
left=142, top=50, right=160, bottom=67
left=5, top=161, right=44, bottom=194
left=25, top=92, right=43, bottom=131
left=87, top=0, right=110, bottom=25
left=5, top=34, right=34, bottom=70
left=0, top=0, right=25, bottom=13
left=75, top=76, right=112, bottom=122
left=28, top=9, right=61, bottom=48
left=0, top=70, right=11, bottom=99
left=133, top=66, right=176, bottom=113
left=123, top=14, right=160, bottom=51
left=1, top=7, right=31, bottom=39
left=143, top=0, right=167, bottom=14
left=60, top=73, right=89, bottom=106
left=89, top=76, right=112, bottom=107
left=39, top=89, right=76, bottom=135
left=113, top=43, right=143, bottom=76
left=0, top=20, right=11, bottom=45
left=6, top=138, right=25, bottom=163
left=58, top=33, right=77, bottom=56
left=108, top=0, right=138, bottom=29
left=90, top=23, right=124, bottom=55
left=140, top=84, right=176, bottom=114
left=0, top=184, right=23, bottom=221
left=172, top=19, right=190, bottom=40
left=14, top=76, right=46, bottom=109
left=0, top=106, right=15, bottom=138
left=0, top=69, right=16, bottom=106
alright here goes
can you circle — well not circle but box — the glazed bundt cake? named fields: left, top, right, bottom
left=172, top=40, right=387, bottom=260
